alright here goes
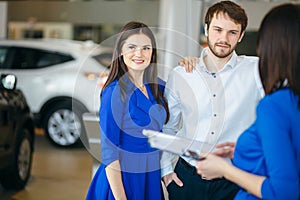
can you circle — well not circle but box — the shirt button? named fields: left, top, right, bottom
left=211, top=132, right=215, bottom=135
left=213, top=94, right=216, bottom=97
left=214, top=114, right=217, bottom=117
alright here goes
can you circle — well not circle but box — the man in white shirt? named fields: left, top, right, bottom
left=161, top=1, right=264, bottom=199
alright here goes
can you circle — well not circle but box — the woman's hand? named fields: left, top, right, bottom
left=197, top=154, right=265, bottom=198
left=105, top=161, right=127, bottom=200
left=213, top=142, right=235, bottom=159
left=178, top=56, right=199, bottom=72
left=196, top=154, right=229, bottom=180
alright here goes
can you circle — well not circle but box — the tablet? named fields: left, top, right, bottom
left=142, top=129, right=214, bottom=160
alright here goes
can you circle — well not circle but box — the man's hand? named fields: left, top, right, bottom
left=162, top=172, right=183, bottom=187
left=178, top=56, right=199, bottom=73
left=212, top=142, right=235, bottom=159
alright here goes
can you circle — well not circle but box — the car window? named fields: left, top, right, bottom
left=0, top=47, right=9, bottom=68
left=92, top=53, right=112, bottom=69
left=35, top=51, right=74, bottom=68
left=3, top=47, right=74, bottom=69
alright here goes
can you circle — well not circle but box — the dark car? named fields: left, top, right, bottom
left=0, top=74, right=35, bottom=190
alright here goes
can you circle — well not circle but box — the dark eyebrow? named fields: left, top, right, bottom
left=212, top=25, right=222, bottom=29
left=212, top=25, right=239, bottom=33
left=126, top=43, right=137, bottom=46
left=126, top=44, right=152, bottom=47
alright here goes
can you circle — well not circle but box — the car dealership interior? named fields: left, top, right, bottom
left=0, top=0, right=299, bottom=200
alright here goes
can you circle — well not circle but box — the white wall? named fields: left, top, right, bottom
left=0, top=2, right=7, bottom=39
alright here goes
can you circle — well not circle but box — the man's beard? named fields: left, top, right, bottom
left=207, top=37, right=237, bottom=58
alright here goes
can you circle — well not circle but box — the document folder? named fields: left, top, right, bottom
left=143, top=129, right=214, bottom=160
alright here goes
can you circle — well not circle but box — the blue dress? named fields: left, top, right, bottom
left=233, top=88, right=300, bottom=200
left=86, top=77, right=166, bottom=200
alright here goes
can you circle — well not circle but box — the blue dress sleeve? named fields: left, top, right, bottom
left=256, top=96, right=299, bottom=199
left=99, top=83, right=124, bottom=166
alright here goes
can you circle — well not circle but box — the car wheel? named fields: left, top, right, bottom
left=43, top=101, right=87, bottom=147
left=0, top=129, right=33, bottom=190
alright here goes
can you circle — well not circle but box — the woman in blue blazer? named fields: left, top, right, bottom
left=86, top=21, right=169, bottom=200
left=196, top=4, right=300, bottom=200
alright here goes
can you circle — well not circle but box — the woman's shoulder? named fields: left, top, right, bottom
left=262, top=88, right=295, bottom=101
left=258, top=88, right=298, bottom=112
left=101, top=80, right=122, bottom=100
left=102, top=80, right=119, bottom=92
left=100, top=80, right=124, bottom=111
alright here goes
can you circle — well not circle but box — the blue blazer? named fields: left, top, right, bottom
left=99, top=75, right=167, bottom=172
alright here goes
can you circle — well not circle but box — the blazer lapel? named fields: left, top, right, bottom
left=136, top=85, right=165, bottom=128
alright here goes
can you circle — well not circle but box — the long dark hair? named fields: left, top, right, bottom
left=101, top=21, right=169, bottom=122
left=257, top=3, right=300, bottom=107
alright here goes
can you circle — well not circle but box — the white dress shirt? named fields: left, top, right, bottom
left=161, top=47, right=265, bottom=177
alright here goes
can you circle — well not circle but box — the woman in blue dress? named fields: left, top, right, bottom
left=86, top=21, right=169, bottom=200
left=195, top=3, right=300, bottom=200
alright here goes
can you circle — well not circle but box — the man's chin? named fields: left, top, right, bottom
left=214, top=51, right=231, bottom=58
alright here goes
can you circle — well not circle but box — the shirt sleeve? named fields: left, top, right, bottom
left=99, top=84, right=123, bottom=166
left=253, top=58, right=265, bottom=99
left=161, top=69, right=183, bottom=177
left=256, top=97, right=299, bottom=199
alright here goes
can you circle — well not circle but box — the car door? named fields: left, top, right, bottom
left=0, top=85, right=13, bottom=151
left=0, top=45, right=75, bottom=114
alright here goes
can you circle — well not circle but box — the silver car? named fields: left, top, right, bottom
left=0, top=39, right=111, bottom=147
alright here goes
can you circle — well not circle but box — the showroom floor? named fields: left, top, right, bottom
left=0, top=130, right=94, bottom=200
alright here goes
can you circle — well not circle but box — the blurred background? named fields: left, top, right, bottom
left=0, top=0, right=299, bottom=200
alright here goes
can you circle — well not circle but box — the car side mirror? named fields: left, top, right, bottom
left=0, top=74, right=17, bottom=90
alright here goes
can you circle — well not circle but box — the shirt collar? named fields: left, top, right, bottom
left=197, top=47, right=237, bottom=72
